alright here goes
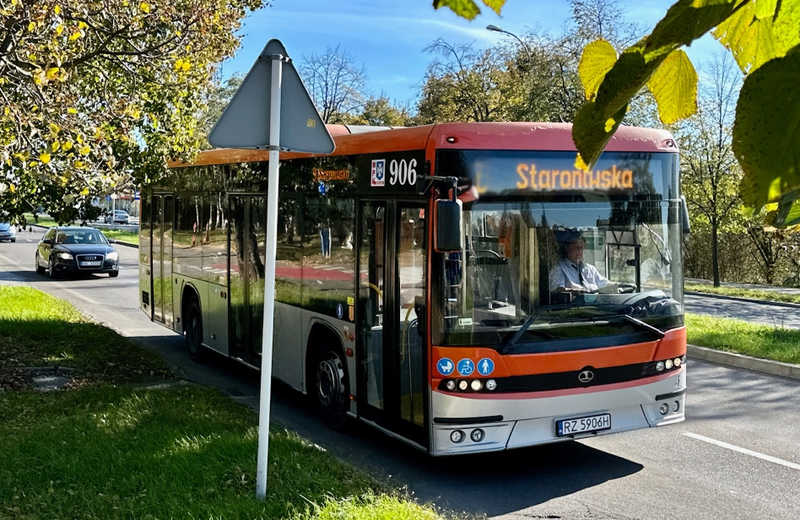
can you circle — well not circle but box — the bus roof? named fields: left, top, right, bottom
left=174, top=122, right=677, bottom=167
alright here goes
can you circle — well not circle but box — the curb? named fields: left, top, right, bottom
left=685, top=290, right=800, bottom=310
left=688, top=344, right=800, bottom=381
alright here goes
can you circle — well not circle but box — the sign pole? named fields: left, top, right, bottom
left=255, top=51, right=284, bottom=500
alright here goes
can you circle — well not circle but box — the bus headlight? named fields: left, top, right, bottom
left=458, top=380, right=469, bottom=391
left=450, top=430, right=465, bottom=443
left=655, top=361, right=665, bottom=372
left=445, top=380, right=456, bottom=391
left=470, top=429, right=485, bottom=442
left=659, top=403, right=669, bottom=415
left=665, top=359, right=674, bottom=370
left=470, top=380, right=483, bottom=391
left=485, top=379, right=497, bottom=391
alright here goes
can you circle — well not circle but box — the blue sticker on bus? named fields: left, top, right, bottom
left=336, top=303, right=344, bottom=319
left=457, top=358, right=475, bottom=376
left=477, top=358, right=495, bottom=376
left=437, top=358, right=455, bottom=376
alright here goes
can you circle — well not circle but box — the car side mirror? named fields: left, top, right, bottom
left=107, top=239, right=117, bottom=244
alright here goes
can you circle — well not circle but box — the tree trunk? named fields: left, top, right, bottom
left=711, top=220, right=720, bottom=287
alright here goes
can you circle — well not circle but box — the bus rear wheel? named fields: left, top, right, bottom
left=185, top=299, right=206, bottom=362
left=314, top=347, right=349, bottom=430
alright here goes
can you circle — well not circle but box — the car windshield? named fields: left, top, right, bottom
left=56, top=230, right=107, bottom=245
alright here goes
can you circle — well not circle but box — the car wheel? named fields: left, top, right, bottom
left=185, top=299, right=205, bottom=362
left=109, top=270, right=119, bottom=278
left=314, top=346, right=350, bottom=430
left=48, top=256, right=59, bottom=279
left=35, top=253, right=45, bottom=274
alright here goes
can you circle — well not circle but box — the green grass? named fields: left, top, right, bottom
left=686, top=313, right=800, bottom=365
left=0, top=286, right=446, bottom=520
left=21, top=212, right=139, bottom=244
left=685, top=282, right=800, bottom=305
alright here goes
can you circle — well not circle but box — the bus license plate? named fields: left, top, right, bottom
left=80, top=261, right=102, bottom=267
left=556, top=413, right=611, bottom=437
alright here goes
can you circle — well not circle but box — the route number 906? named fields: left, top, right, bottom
left=389, top=158, right=417, bottom=186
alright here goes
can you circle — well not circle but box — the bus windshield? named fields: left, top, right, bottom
left=438, top=152, right=683, bottom=350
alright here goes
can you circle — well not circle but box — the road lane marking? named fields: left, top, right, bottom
left=683, top=432, right=800, bottom=471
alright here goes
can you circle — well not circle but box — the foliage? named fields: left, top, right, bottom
left=573, top=0, right=800, bottom=229
left=299, top=45, right=368, bottom=124
left=0, top=0, right=266, bottom=226
left=340, top=95, right=416, bottom=127
left=432, top=0, right=504, bottom=21
left=199, top=73, right=244, bottom=149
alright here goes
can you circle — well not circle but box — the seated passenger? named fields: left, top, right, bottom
left=549, top=236, right=610, bottom=294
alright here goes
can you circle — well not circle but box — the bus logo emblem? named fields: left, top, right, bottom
left=578, top=369, right=595, bottom=384
left=371, top=159, right=386, bottom=186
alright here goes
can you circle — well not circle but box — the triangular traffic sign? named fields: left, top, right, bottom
left=208, top=39, right=334, bottom=154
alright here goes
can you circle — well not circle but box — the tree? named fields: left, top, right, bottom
left=678, top=52, right=743, bottom=287
left=0, top=0, right=267, bottom=225
left=299, top=45, right=368, bottom=124
left=198, top=73, right=244, bottom=149
left=340, top=95, right=415, bottom=127
left=571, top=0, right=800, bottom=230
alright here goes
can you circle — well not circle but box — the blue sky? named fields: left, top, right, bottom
left=221, top=0, right=722, bottom=106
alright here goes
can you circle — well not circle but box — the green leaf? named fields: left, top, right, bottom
left=572, top=101, right=627, bottom=170
left=578, top=39, right=617, bottom=102
left=647, top=50, right=698, bottom=124
left=646, top=0, right=739, bottom=53
left=713, top=1, right=781, bottom=73
left=481, top=0, right=505, bottom=16
left=432, top=0, right=481, bottom=20
left=734, top=48, right=800, bottom=213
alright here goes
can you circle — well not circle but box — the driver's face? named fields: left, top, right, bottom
left=567, top=240, right=584, bottom=264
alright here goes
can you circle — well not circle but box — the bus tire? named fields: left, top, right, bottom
left=313, top=345, right=350, bottom=431
left=185, top=298, right=206, bottom=362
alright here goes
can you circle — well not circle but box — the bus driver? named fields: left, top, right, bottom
left=549, top=235, right=612, bottom=294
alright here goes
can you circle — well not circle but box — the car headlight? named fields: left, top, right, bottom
left=56, top=252, right=73, bottom=260
left=106, top=251, right=118, bottom=261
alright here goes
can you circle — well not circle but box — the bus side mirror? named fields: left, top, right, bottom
left=681, top=195, right=691, bottom=235
left=435, top=199, right=463, bottom=252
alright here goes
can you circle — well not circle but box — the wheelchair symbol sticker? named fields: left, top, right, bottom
left=457, top=358, right=475, bottom=376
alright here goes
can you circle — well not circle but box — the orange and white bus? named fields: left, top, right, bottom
left=139, top=122, right=687, bottom=455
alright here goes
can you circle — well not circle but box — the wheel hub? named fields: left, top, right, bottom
left=317, top=354, right=345, bottom=407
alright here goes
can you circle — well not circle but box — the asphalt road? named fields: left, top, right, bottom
left=1, top=229, right=799, bottom=519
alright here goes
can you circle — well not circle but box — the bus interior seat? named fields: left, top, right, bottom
left=472, top=250, right=514, bottom=305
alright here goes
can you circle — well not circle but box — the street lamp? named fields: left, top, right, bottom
left=486, top=24, right=532, bottom=63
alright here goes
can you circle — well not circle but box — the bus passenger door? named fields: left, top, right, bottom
left=229, top=195, right=266, bottom=366
left=151, top=195, right=174, bottom=326
left=358, top=201, right=427, bottom=448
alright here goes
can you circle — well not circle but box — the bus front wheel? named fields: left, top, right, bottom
left=185, top=299, right=205, bottom=362
left=314, top=347, right=349, bottom=430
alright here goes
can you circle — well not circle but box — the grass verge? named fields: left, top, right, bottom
left=686, top=313, right=800, bottom=365
left=0, top=286, right=447, bottom=520
left=685, top=282, right=800, bottom=305
left=21, top=212, right=139, bottom=245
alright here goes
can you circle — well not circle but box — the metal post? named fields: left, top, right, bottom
left=255, top=52, right=284, bottom=501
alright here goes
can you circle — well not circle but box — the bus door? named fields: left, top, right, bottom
left=228, top=195, right=267, bottom=365
left=151, top=195, right=173, bottom=325
left=357, top=200, right=428, bottom=447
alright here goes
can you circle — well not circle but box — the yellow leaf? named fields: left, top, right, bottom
left=9, top=184, right=15, bottom=193
left=181, top=61, right=191, bottom=72
left=79, top=145, right=91, bottom=155
left=39, top=153, right=51, bottom=164
left=52, top=140, right=61, bottom=152
left=574, top=154, right=590, bottom=172
left=140, top=2, right=151, bottom=13
left=69, top=30, right=81, bottom=41
left=49, top=122, right=60, bottom=134
left=74, top=160, right=85, bottom=169
left=78, top=21, right=87, bottom=30
left=604, top=118, right=616, bottom=132
left=175, top=59, right=183, bottom=71
left=55, top=24, right=64, bottom=36
left=647, top=49, right=698, bottom=125
left=46, top=67, right=59, bottom=80
left=68, top=108, right=77, bottom=114
left=54, top=5, right=61, bottom=14
left=28, top=22, right=35, bottom=32
left=81, top=187, right=89, bottom=196
left=62, top=141, right=73, bottom=151
left=578, top=39, right=617, bottom=101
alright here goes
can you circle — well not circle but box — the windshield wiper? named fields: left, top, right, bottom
left=589, top=313, right=666, bottom=339
left=500, top=303, right=573, bottom=353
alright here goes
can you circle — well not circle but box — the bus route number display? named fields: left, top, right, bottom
left=367, top=151, right=424, bottom=191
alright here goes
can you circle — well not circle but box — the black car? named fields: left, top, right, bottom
left=35, top=226, right=120, bottom=278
